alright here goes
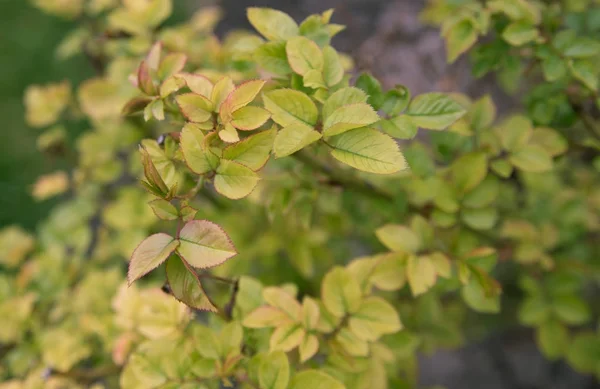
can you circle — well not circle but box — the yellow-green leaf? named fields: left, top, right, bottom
left=286, top=36, right=323, bottom=76
left=269, top=323, right=305, bottom=352
left=222, top=128, right=275, bottom=170
left=349, top=296, right=402, bottom=341
left=451, top=151, right=488, bottom=193
left=263, top=89, right=318, bottom=126
left=322, top=45, right=344, bottom=87
left=322, top=87, right=368, bottom=119
left=321, top=267, right=362, bottom=318
left=509, top=145, right=553, bottom=172
left=406, top=254, right=437, bottom=296
left=299, top=334, right=319, bottom=362
left=149, top=199, right=178, bottom=221
left=176, top=220, right=237, bottom=269
left=176, top=93, right=213, bottom=122
left=247, top=7, right=299, bottom=41
left=128, top=233, right=179, bottom=284
left=231, top=106, right=271, bottom=130
left=375, top=224, right=421, bottom=253
left=502, top=21, right=538, bottom=46
left=323, top=103, right=380, bottom=136
left=274, top=123, right=322, bottom=158
left=180, top=124, right=219, bottom=174
left=254, top=42, right=292, bottom=75
left=289, top=370, right=345, bottom=389
left=328, top=127, right=406, bottom=174
left=406, top=93, right=466, bottom=130
left=259, top=351, right=290, bottom=389
left=214, top=160, right=260, bottom=199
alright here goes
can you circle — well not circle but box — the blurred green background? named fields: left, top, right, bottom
left=0, top=0, right=92, bottom=230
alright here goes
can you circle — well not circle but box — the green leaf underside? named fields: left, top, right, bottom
left=328, top=128, right=406, bottom=174
left=128, top=233, right=179, bottom=284
left=176, top=220, right=237, bottom=269
left=165, top=256, right=217, bottom=311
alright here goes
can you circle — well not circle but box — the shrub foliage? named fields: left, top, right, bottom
left=1, top=0, right=599, bottom=388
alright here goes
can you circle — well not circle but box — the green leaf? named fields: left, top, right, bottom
left=335, top=328, right=368, bottom=357
left=509, top=145, right=553, bottom=172
left=322, top=46, right=344, bottom=87
left=165, top=256, right=217, bottom=311
left=259, top=351, right=290, bottom=389
left=497, top=115, right=532, bottom=151
left=469, top=95, right=496, bottom=131
left=355, top=73, right=384, bottom=110
left=536, top=320, right=569, bottom=360
left=462, top=279, right=500, bottom=313
left=406, top=255, right=437, bottom=296
left=570, top=59, right=598, bottom=91
left=231, top=106, right=271, bottom=130
left=269, top=323, right=305, bottom=352
left=176, top=220, right=237, bottom=269
left=370, top=253, right=407, bottom=291
left=461, top=207, right=498, bottom=230
left=222, top=128, right=275, bottom=170
left=323, top=103, right=380, bottom=136
left=128, top=233, right=179, bottom=284
left=541, top=54, right=567, bottom=82
left=158, top=53, right=187, bottom=80
left=348, top=296, right=403, bottom=341
left=328, top=127, right=406, bottom=174
left=321, top=267, right=362, bottom=318
left=451, top=151, right=488, bottom=193
left=462, top=176, right=499, bottom=208
left=243, top=307, right=292, bottom=328
left=502, top=21, right=538, bottom=46
left=219, top=321, right=243, bottom=358
left=562, top=37, right=600, bottom=58
left=214, top=160, right=260, bottom=199
left=302, top=69, right=326, bottom=89
left=552, top=295, right=591, bottom=325
left=149, top=199, right=178, bottom=221
left=274, top=123, right=322, bottom=158
left=518, top=296, right=550, bottom=326
left=406, top=93, right=466, bottom=130
left=179, top=73, right=213, bottom=98
left=211, top=77, right=235, bottom=112
left=263, top=89, right=318, bottom=127
left=247, top=7, right=299, bottom=41
left=380, top=116, right=418, bottom=139
left=566, top=333, right=600, bottom=373
left=176, top=93, right=213, bottom=122
left=375, top=224, right=421, bottom=253
left=289, top=370, right=345, bottom=389
left=254, top=42, right=292, bottom=75
left=180, top=124, right=219, bottom=174
left=381, top=85, right=411, bottom=116
left=444, top=19, right=478, bottom=63
left=490, top=158, right=513, bottom=178
left=323, top=87, right=368, bottom=119
left=286, top=36, right=324, bottom=76
left=530, top=127, right=567, bottom=157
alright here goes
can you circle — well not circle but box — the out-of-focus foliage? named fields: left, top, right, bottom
left=0, top=0, right=598, bottom=388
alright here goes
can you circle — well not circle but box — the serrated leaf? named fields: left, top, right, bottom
left=380, top=115, right=418, bottom=139
left=269, top=323, right=305, bottom=352
left=179, top=73, right=213, bottom=98
left=214, top=160, right=260, bottom=199
left=274, top=123, right=322, bottom=157
left=328, top=127, right=406, bottom=174
left=158, top=53, right=187, bottom=80
left=323, top=103, right=380, bottom=136
left=223, top=128, right=275, bottom=170
left=259, top=351, right=290, bottom=389
left=355, top=72, right=384, bottom=109
left=211, top=77, right=235, bottom=112
left=149, top=199, right=178, bottom=221
left=323, top=87, right=368, bottom=119
left=247, top=7, right=299, bottom=41
left=263, top=89, right=318, bottom=126
left=301, top=297, right=320, bottom=330
left=177, top=220, right=237, bottom=269
left=321, top=267, right=362, bottom=318
left=180, top=124, right=219, bottom=174
left=381, top=85, right=411, bottom=116
left=509, top=145, right=553, bottom=172
left=128, top=233, right=179, bottom=284
left=231, top=106, right=271, bottom=130
left=322, top=46, right=344, bottom=87
left=406, top=93, right=466, bottom=130
left=165, top=256, right=216, bottom=311
left=223, top=80, right=266, bottom=117
left=286, top=36, right=324, bottom=75
left=348, top=296, right=402, bottom=341
left=289, top=370, right=345, bottom=389
left=375, top=224, right=421, bottom=253
left=254, top=42, right=292, bottom=75
left=406, top=255, right=436, bottom=296
left=176, top=93, right=213, bottom=122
